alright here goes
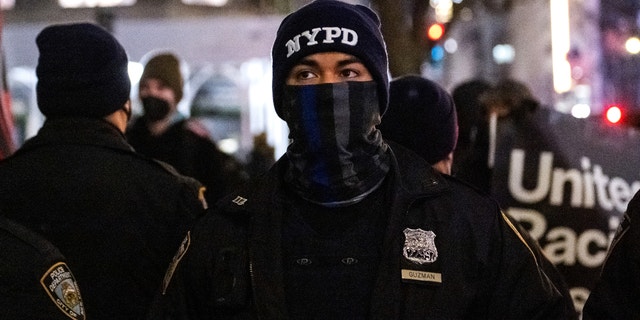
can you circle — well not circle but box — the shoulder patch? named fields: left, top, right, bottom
left=40, top=262, right=85, bottom=319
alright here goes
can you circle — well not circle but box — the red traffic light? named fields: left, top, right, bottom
left=427, top=23, right=445, bottom=41
left=605, top=105, right=623, bottom=124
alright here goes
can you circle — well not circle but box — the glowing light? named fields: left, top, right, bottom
left=218, top=138, right=239, bottom=154
left=626, top=37, right=640, bottom=54
left=431, top=45, right=445, bottom=62
left=492, top=44, right=515, bottom=64
left=605, top=105, right=622, bottom=124
left=427, top=24, right=445, bottom=41
left=444, top=38, right=458, bottom=53
left=435, top=0, right=453, bottom=23
left=1, top=0, right=15, bottom=9
left=570, top=103, right=590, bottom=118
left=128, top=61, right=144, bottom=86
left=550, top=0, right=572, bottom=93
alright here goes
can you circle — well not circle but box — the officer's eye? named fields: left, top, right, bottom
left=338, top=61, right=371, bottom=80
left=340, top=69, right=360, bottom=79
left=297, top=70, right=317, bottom=80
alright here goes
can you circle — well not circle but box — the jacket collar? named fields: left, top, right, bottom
left=385, top=140, right=450, bottom=200
left=218, top=140, right=449, bottom=214
left=15, top=117, right=134, bottom=156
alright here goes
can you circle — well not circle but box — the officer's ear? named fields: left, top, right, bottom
left=122, top=100, right=132, bottom=122
left=105, top=100, right=132, bottom=134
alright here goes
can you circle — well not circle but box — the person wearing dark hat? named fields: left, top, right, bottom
left=451, top=78, right=494, bottom=193
left=0, top=214, right=85, bottom=319
left=127, top=52, right=248, bottom=205
left=149, top=1, right=576, bottom=319
left=381, top=75, right=577, bottom=317
left=0, top=23, right=207, bottom=320
left=379, top=75, right=458, bottom=175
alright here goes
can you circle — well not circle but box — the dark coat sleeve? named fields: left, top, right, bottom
left=146, top=207, right=252, bottom=320
left=491, top=211, right=578, bottom=319
left=583, top=191, right=640, bottom=319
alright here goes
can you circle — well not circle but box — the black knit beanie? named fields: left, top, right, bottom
left=139, top=53, right=184, bottom=102
left=379, top=75, right=458, bottom=165
left=36, top=23, right=131, bottom=118
left=271, top=0, right=389, bottom=118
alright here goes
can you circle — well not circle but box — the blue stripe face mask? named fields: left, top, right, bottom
left=282, top=81, right=390, bottom=207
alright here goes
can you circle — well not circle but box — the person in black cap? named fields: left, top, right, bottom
left=149, top=1, right=576, bottom=319
left=127, top=52, right=248, bottom=205
left=379, top=75, right=458, bottom=175
left=0, top=22, right=206, bottom=320
left=0, top=214, right=85, bottom=319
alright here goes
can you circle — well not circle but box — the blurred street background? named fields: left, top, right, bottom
left=1, top=0, right=637, bottom=159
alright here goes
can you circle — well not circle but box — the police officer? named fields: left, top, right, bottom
left=150, top=1, right=576, bottom=319
left=0, top=23, right=206, bottom=319
left=381, top=75, right=576, bottom=317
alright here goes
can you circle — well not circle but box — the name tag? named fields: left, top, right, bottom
left=401, top=269, right=442, bottom=284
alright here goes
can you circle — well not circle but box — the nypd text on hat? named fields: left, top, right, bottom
left=286, top=27, right=359, bottom=58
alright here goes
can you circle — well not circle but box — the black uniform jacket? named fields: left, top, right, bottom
left=152, top=142, right=576, bottom=319
left=0, top=118, right=206, bottom=320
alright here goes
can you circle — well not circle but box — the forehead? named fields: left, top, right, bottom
left=294, top=52, right=365, bottom=67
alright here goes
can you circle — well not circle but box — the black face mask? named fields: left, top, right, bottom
left=282, top=81, right=390, bottom=207
left=141, top=96, right=171, bottom=121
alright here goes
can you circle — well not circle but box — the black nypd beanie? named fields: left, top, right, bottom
left=36, top=23, right=131, bottom=118
left=271, top=0, right=390, bottom=118
left=379, top=75, right=458, bottom=165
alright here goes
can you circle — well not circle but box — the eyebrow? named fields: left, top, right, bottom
left=294, top=56, right=365, bottom=68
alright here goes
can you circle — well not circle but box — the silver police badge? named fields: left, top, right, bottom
left=403, top=228, right=438, bottom=264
